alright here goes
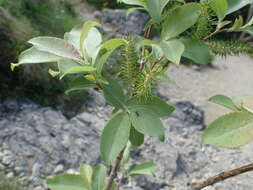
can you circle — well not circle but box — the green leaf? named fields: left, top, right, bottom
left=146, top=0, right=170, bottom=22
left=91, top=164, right=107, bottom=190
left=84, top=27, right=102, bottom=63
left=64, top=25, right=82, bottom=52
left=227, top=0, right=253, bottom=15
left=160, top=40, right=185, bottom=66
left=129, top=126, right=144, bottom=147
left=100, top=112, right=131, bottom=165
left=128, top=162, right=157, bottom=176
left=127, top=96, right=175, bottom=118
left=129, top=107, right=165, bottom=141
left=161, top=3, right=201, bottom=40
left=80, top=164, right=93, bottom=189
left=80, top=21, right=101, bottom=57
left=181, top=38, right=213, bottom=64
left=102, top=77, right=126, bottom=110
left=47, top=174, right=87, bottom=190
left=120, top=0, right=146, bottom=7
left=209, top=95, right=240, bottom=111
left=60, top=66, right=96, bottom=79
left=65, top=76, right=96, bottom=95
left=57, top=59, right=95, bottom=79
left=202, top=112, right=253, bottom=148
left=210, top=0, right=228, bottom=21
left=11, top=47, right=60, bottom=69
left=58, top=59, right=81, bottom=78
left=95, top=39, right=126, bottom=74
left=28, top=37, right=82, bottom=62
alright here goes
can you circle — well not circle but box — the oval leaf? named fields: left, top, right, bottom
left=210, top=0, right=228, bottom=21
left=29, top=37, right=82, bottom=62
left=130, top=126, right=144, bottom=147
left=209, top=94, right=240, bottom=111
left=60, top=66, right=96, bottom=79
left=47, top=174, right=87, bottom=190
left=15, top=47, right=60, bottom=66
left=128, top=162, right=157, bottom=176
left=227, top=0, right=253, bottom=15
left=102, top=77, right=126, bottom=110
left=80, top=21, right=101, bottom=56
left=161, top=3, right=201, bottom=40
left=84, top=27, right=102, bottom=63
left=127, top=96, right=175, bottom=118
left=64, top=25, right=82, bottom=52
left=80, top=164, right=93, bottom=189
left=181, top=38, right=213, bottom=64
left=202, top=112, right=253, bottom=148
left=160, top=40, right=185, bottom=66
left=65, top=76, right=96, bottom=95
left=100, top=112, right=131, bottom=165
left=130, top=107, right=165, bottom=141
left=95, top=39, right=127, bottom=74
left=146, top=0, right=170, bottom=22
left=91, top=164, right=107, bottom=190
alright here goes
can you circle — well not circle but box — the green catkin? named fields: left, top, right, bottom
left=119, top=38, right=138, bottom=87
left=132, top=62, right=162, bottom=99
left=206, top=40, right=253, bottom=57
left=190, top=1, right=216, bottom=40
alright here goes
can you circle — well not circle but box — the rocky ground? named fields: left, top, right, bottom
left=1, top=3, right=253, bottom=190
left=1, top=94, right=253, bottom=190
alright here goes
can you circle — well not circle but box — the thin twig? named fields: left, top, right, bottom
left=190, top=162, right=253, bottom=190
left=104, top=149, right=125, bottom=190
left=204, top=29, right=227, bottom=40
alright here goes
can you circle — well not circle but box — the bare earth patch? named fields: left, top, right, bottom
left=159, top=56, right=253, bottom=123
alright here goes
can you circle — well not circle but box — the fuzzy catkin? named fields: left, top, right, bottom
left=206, top=40, right=253, bottom=57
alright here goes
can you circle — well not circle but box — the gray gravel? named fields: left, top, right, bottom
left=1, top=95, right=253, bottom=190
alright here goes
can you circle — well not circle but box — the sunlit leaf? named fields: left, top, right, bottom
left=202, top=112, right=253, bottom=148
left=29, top=37, right=82, bottom=62
left=209, top=94, right=240, bottom=111
left=11, top=47, right=60, bottom=70
left=64, top=25, right=82, bottom=52
left=47, top=174, right=87, bottom=190
left=84, top=27, right=102, bottom=63
left=80, top=21, right=101, bottom=57
left=80, top=164, right=93, bottom=189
